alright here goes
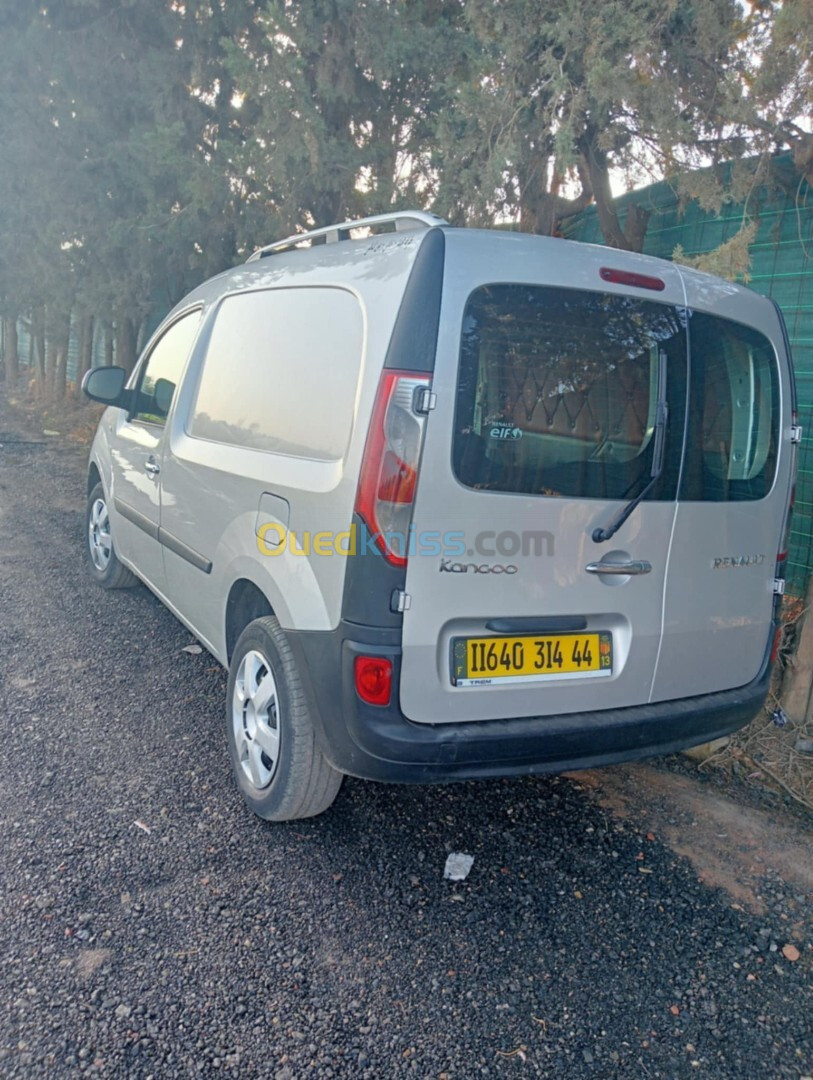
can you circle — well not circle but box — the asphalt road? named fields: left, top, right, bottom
left=0, top=395, right=811, bottom=1079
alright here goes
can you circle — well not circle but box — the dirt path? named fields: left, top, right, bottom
left=573, top=765, right=813, bottom=919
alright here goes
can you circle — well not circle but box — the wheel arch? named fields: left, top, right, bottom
left=225, top=579, right=275, bottom=666
left=87, top=461, right=102, bottom=497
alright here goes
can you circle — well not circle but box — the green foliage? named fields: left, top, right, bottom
left=221, top=0, right=457, bottom=231
left=0, top=1, right=240, bottom=325
left=0, top=0, right=810, bottom=398
left=429, top=0, right=760, bottom=247
left=673, top=220, right=759, bottom=283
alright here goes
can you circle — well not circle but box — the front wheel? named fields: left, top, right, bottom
left=226, top=616, right=343, bottom=821
left=85, top=482, right=137, bottom=589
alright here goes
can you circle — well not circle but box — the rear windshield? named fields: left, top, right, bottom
left=453, top=285, right=686, bottom=501
left=453, top=284, right=779, bottom=503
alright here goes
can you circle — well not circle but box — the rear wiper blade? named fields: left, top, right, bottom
left=592, top=350, right=669, bottom=544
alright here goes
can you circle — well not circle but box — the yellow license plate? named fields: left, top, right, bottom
left=452, top=632, right=612, bottom=686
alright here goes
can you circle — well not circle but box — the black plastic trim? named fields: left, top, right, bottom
left=287, top=620, right=775, bottom=784
left=160, top=528, right=213, bottom=574
left=112, top=498, right=212, bottom=573
left=114, top=498, right=159, bottom=541
left=485, top=616, right=588, bottom=634
left=769, top=297, right=798, bottom=414
left=340, top=514, right=406, bottom=627
left=383, top=228, right=445, bottom=373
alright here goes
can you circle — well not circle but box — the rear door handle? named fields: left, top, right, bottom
left=585, top=560, right=652, bottom=576
left=144, top=457, right=160, bottom=477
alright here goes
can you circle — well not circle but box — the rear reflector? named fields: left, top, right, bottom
left=354, top=656, right=393, bottom=706
left=600, top=267, right=665, bottom=292
left=770, top=625, right=783, bottom=664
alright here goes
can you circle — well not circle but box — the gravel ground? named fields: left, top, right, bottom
left=0, top=396, right=811, bottom=1079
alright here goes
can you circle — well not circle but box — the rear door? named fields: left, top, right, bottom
left=399, top=235, right=688, bottom=724
left=650, top=281, right=792, bottom=701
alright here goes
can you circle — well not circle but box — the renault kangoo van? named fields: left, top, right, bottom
left=83, top=211, right=798, bottom=820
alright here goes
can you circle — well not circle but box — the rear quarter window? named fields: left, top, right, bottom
left=680, top=311, right=779, bottom=501
left=188, top=286, right=364, bottom=460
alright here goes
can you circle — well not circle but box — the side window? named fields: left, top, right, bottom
left=681, top=312, right=779, bottom=501
left=132, top=310, right=201, bottom=425
left=188, top=287, right=364, bottom=460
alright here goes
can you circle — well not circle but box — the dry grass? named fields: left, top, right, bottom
left=699, top=705, right=813, bottom=814
left=4, top=387, right=103, bottom=446
left=696, top=596, right=813, bottom=814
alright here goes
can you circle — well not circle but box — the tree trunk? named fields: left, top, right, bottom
left=136, top=317, right=151, bottom=355
left=2, top=316, right=20, bottom=389
left=518, top=149, right=594, bottom=236
left=518, top=150, right=556, bottom=235
left=32, top=310, right=46, bottom=398
left=26, top=320, right=35, bottom=388
left=104, top=323, right=114, bottom=367
left=53, top=312, right=71, bottom=401
left=74, top=313, right=94, bottom=400
left=580, top=134, right=651, bottom=253
left=44, top=335, right=57, bottom=399
left=115, top=316, right=138, bottom=376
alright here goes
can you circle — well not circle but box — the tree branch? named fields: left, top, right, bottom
left=580, top=130, right=650, bottom=252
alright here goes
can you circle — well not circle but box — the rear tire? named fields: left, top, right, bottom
left=226, top=616, right=343, bottom=821
left=86, top=482, right=137, bottom=589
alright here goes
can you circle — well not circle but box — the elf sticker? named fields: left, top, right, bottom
left=489, top=425, right=523, bottom=441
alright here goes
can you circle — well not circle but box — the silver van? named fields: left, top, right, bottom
left=83, top=211, right=798, bottom=820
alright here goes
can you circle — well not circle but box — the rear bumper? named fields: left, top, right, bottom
left=288, top=622, right=773, bottom=784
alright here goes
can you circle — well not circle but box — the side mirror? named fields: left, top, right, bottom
left=82, top=366, right=128, bottom=408
left=153, top=377, right=175, bottom=417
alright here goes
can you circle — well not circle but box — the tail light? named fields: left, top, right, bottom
left=355, top=370, right=431, bottom=566
left=600, top=267, right=665, bottom=292
left=354, top=655, right=393, bottom=706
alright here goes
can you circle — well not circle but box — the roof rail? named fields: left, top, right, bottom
left=245, top=210, right=448, bottom=262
